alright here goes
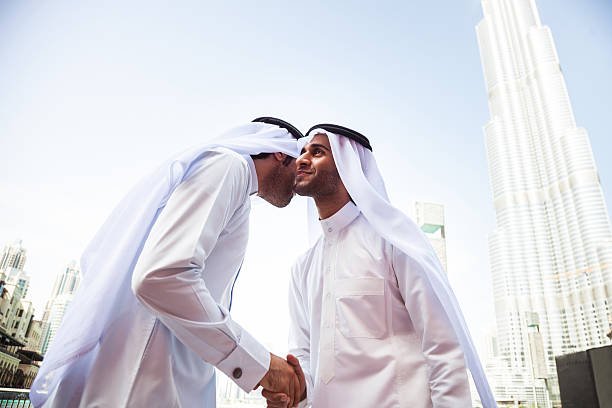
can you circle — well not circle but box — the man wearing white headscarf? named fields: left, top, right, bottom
left=31, top=117, right=306, bottom=408
left=263, top=124, right=496, bottom=407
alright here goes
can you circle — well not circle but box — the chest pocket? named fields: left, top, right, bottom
left=335, top=277, right=387, bottom=339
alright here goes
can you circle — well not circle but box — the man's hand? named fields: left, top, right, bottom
left=262, top=354, right=306, bottom=408
left=259, top=354, right=301, bottom=407
left=261, top=389, right=290, bottom=408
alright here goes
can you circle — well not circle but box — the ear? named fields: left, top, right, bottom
left=273, top=152, right=286, bottom=162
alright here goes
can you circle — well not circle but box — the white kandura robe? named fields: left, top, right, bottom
left=45, top=148, right=270, bottom=407
left=289, top=202, right=471, bottom=408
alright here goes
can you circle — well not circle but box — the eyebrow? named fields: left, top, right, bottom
left=308, top=143, right=331, bottom=151
left=300, top=143, right=331, bottom=155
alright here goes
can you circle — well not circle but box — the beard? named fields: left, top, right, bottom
left=294, top=167, right=342, bottom=198
left=260, top=164, right=295, bottom=208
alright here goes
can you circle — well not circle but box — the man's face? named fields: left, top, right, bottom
left=294, top=134, right=343, bottom=198
left=259, top=154, right=296, bottom=208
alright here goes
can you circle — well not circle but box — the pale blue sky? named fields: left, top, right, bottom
left=0, top=0, right=610, bottom=354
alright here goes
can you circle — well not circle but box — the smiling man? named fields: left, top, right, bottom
left=264, top=124, right=495, bottom=408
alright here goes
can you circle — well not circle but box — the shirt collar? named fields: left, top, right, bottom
left=320, top=201, right=360, bottom=236
left=242, top=155, right=258, bottom=195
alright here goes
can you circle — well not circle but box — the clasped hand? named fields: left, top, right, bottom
left=258, top=354, right=305, bottom=408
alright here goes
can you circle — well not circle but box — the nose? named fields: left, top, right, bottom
left=296, top=152, right=310, bottom=168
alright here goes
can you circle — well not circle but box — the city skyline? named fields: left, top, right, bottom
left=0, top=2, right=611, bottom=404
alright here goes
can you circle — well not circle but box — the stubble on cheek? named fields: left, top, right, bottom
left=295, top=169, right=340, bottom=197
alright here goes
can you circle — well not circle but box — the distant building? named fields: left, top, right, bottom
left=0, top=246, right=34, bottom=343
left=478, top=327, right=550, bottom=407
left=25, top=320, right=43, bottom=354
left=0, top=241, right=27, bottom=272
left=415, top=201, right=447, bottom=272
left=1, top=269, right=32, bottom=340
left=0, top=241, right=42, bottom=388
left=40, top=261, right=81, bottom=355
left=48, top=260, right=80, bottom=300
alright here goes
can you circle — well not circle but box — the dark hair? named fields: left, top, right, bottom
left=251, top=153, right=271, bottom=160
left=251, top=153, right=294, bottom=166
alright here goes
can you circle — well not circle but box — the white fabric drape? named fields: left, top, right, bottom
left=30, top=122, right=299, bottom=407
left=298, top=130, right=496, bottom=407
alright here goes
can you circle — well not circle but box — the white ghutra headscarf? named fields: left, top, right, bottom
left=30, top=121, right=300, bottom=407
left=299, top=127, right=497, bottom=408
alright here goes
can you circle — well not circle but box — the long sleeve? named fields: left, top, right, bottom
left=288, top=261, right=314, bottom=407
left=392, top=246, right=471, bottom=407
left=131, top=150, right=270, bottom=392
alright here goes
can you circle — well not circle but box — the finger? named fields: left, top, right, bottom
left=286, top=354, right=299, bottom=367
left=287, top=373, right=295, bottom=407
left=287, top=354, right=305, bottom=399
left=267, top=401, right=289, bottom=408
left=267, top=403, right=288, bottom=408
left=266, top=399, right=289, bottom=408
left=292, top=372, right=301, bottom=407
left=287, top=354, right=304, bottom=379
left=262, top=390, right=288, bottom=403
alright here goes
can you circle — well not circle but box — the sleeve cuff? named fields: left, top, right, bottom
left=216, top=329, right=271, bottom=392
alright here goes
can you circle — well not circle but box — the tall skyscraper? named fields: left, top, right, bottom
left=416, top=202, right=447, bottom=272
left=0, top=240, right=27, bottom=272
left=49, top=260, right=81, bottom=299
left=477, top=0, right=612, bottom=405
left=40, top=261, right=81, bottom=354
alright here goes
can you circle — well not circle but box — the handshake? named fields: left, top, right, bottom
left=256, top=353, right=306, bottom=408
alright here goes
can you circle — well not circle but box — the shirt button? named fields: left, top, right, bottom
left=327, top=227, right=333, bottom=232
left=232, top=368, right=243, bottom=379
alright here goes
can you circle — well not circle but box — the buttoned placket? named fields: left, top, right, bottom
left=318, top=225, right=337, bottom=384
